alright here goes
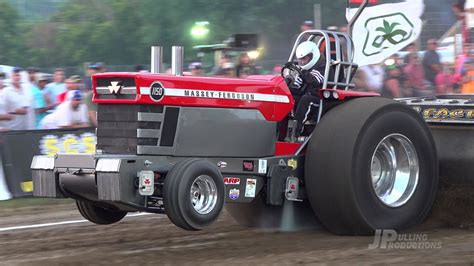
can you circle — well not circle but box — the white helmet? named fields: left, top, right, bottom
left=295, top=41, right=320, bottom=70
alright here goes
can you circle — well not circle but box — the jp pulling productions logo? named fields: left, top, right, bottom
left=368, top=229, right=442, bottom=249
left=362, top=13, right=414, bottom=57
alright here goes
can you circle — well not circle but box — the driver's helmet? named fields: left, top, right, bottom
left=295, top=41, right=321, bottom=70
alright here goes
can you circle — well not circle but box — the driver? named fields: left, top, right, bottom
left=291, top=41, right=331, bottom=138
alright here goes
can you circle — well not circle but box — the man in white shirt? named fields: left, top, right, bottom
left=359, top=64, right=385, bottom=93
left=40, top=90, right=89, bottom=129
left=44, top=68, right=66, bottom=106
left=25, top=67, right=40, bottom=130
left=0, top=72, right=15, bottom=131
left=3, top=68, right=29, bottom=130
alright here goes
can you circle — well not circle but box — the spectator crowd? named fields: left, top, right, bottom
left=352, top=39, right=461, bottom=98
left=0, top=63, right=104, bottom=131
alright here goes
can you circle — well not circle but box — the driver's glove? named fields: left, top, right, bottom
left=293, top=76, right=303, bottom=88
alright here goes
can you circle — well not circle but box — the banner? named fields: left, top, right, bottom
left=0, top=128, right=95, bottom=198
left=347, top=0, right=424, bottom=66
left=0, top=155, right=12, bottom=200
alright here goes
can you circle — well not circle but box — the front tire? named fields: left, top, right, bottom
left=305, top=97, right=438, bottom=235
left=76, top=200, right=127, bottom=225
left=163, top=159, right=225, bottom=230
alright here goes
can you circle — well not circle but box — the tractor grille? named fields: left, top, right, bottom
left=95, top=77, right=136, bottom=100
left=96, top=104, right=179, bottom=155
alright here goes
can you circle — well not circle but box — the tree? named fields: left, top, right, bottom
left=320, top=0, right=346, bottom=29
left=0, top=0, right=25, bottom=65
left=20, top=0, right=331, bottom=68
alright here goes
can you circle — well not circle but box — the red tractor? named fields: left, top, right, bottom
left=31, top=29, right=440, bottom=235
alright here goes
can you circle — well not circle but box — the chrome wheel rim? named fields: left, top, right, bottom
left=370, top=134, right=419, bottom=207
left=190, top=175, right=218, bottom=215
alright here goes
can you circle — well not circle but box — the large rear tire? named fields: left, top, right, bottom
left=305, top=97, right=438, bottom=235
left=163, top=159, right=225, bottom=231
left=76, top=200, right=127, bottom=225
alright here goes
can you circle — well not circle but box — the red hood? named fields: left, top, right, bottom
left=92, top=73, right=293, bottom=121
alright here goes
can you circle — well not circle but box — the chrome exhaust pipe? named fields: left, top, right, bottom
left=171, top=46, right=184, bottom=76
left=150, top=46, right=163, bottom=73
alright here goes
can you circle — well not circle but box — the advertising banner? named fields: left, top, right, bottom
left=0, top=128, right=95, bottom=198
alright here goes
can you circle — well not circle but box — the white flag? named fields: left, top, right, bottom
left=347, top=0, right=424, bottom=66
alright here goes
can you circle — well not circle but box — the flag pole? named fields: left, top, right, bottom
left=348, top=0, right=369, bottom=35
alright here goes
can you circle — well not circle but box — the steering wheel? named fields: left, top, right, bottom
left=281, top=62, right=306, bottom=92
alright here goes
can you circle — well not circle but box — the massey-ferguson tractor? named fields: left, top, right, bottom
left=31, top=26, right=446, bottom=235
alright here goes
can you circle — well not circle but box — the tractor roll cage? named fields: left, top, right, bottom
left=289, top=31, right=360, bottom=156
left=288, top=30, right=358, bottom=91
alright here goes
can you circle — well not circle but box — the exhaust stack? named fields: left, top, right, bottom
left=150, top=46, right=163, bottom=73
left=171, top=46, right=184, bottom=76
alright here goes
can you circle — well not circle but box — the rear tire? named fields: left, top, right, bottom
left=76, top=200, right=127, bottom=225
left=163, top=159, right=225, bottom=230
left=305, top=97, right=438, bottom=235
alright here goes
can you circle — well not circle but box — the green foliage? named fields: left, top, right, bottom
left=320, top=0, right=346, bottom=29
left=6, top=0, right=345, bottom=68
left=0, top=0, right=25, bottom=65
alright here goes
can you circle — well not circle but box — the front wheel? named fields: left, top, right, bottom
left=76, top=200, right=127, bottom=225
left=163, top=159, right=225, bottom=230
left=305, top=97, right=438, bottom=235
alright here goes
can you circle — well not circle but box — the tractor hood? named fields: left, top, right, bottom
left=92, top=73, right=293, bottom=121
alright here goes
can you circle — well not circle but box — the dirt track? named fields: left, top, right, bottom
left=0, top=200, right=473, bottom=265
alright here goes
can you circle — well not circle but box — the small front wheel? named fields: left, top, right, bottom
left=76, top=200, right=127, bottom=225
left=163, top=159, right=225, bottom=230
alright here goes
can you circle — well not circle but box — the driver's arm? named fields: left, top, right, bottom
left=302, top=68, right=325, bottom=92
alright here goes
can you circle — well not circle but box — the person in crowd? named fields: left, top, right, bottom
left=404, top=53, right=427, bottom=96
left=422, top=39, right=441, bottom=88
left=96, top=62, right=107, bottom=73
left=300, top=20, right=314, bottom=33
left=465, top=0, right=474, bottom=42
left=403, top=43, right=418, bottom=64
left=44, top=68, right=66, bottom=106
left=358, top=64, right=384, bottom=93
left=32, top=74, right=53, bottom=128
left=382, top=64, right=403, bottom=98
left=0, top=73, right=6, bottom=90
left=351, top=67, right=370, bottom=91
left=2, top=68, right=30, bottom=130
left=40, top=90, right=89, bottom=129
left=212, top=54, right=234, bottom=76
left=135, top=64, right=148, bottom=72
left=236, top=53, right=258, bottom=78
left=57, top=75, right=81, bottom=103
left=456, top=42, right=474, bottom=78
left=83, top=88, right=97, bottom=127
left=290, top=21, right=314, bottom=50
left=188, top=62, right=204, bottom=76
left=26, top=67, right=39, bottom=88
left=84, top=64, right=100, bottom=91
left=435, top=64, right=456, bottom=94
left=462, top=59, right=474, bottom=93
left=25, top=67, right=40, bottom=129
left=452, top=1, right=465, bottom=21
left=0, top=72, right=15, bottom=131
